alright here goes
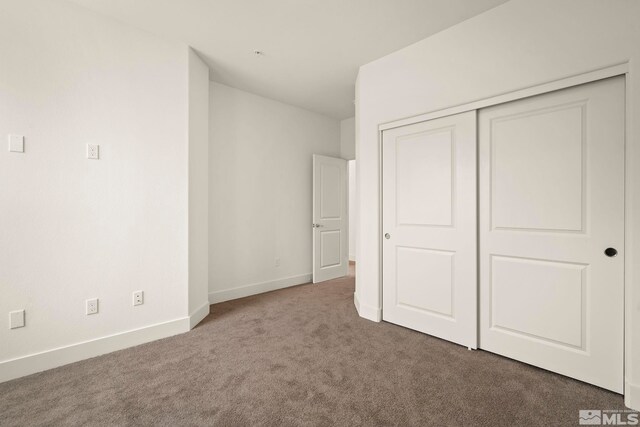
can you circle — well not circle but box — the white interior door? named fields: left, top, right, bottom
left=382, top=111, right=477, bottom=348
left=479, top=76, right=625, bottom=392
left=313, top=154, right=348, bottom=283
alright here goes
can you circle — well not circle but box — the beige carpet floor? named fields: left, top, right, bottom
left=0, top=266, right=627, bottom=426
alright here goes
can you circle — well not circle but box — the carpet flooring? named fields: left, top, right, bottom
left=0, top=265, right=627, bottom=426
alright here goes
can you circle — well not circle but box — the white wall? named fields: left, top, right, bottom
left=355, top=0, right=640, bottom=409
left=348, top=160, right=357, bottom=262
left=343, top=117, right=357, bottom=262
left=188, top=48, right=210, bottom=326
left=340, top=117, right=356, bottom=160
left=209, top=82, right=340, bottom=302
left=0, top=0, right=194, bottom=381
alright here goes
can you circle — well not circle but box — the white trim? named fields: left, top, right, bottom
left=624, top=70, right=635, bottom=408
left=379, top=62, right=629, bottom=131
left=0, top=317, right=190, bottom=383
left=354, top=291, right=361, bottom=314
left=354, top=292, right=382, bottom=322
left=626, top=381, right=640, bottom=411
left=209, top=273, right=312, bottom=304
left=189, top=301, right=210, bottom=329
left=377, top=125, right=384, bottom=322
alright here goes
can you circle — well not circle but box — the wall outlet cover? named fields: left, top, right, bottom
left=133, top=290, right=144, bottom=306
left=87, top=144, right=99, bottom=160
left=86, top=298, right=99, bottom=315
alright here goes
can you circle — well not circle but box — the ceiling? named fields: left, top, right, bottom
left=67, top=0, right=509, bottom=119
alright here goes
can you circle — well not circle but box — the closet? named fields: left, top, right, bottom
left=381, top=76, right=625, bottom=393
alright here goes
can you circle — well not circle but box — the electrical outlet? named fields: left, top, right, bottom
left=86, top=298, right=99, bottom=315
left=9, top=310, right=25, bottom=329
left=133, top=290, right=144, bottom=306
left=86, top=144, right=99, bottom=160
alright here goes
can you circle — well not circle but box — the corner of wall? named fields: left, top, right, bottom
left=189, top=302, right=210, bottom=329
left=340, top=116, right=356, bottom=160
left=187, top=46, right=211, bottom=327
left=354, top=291, right=381, bottom=322
left=625, top=380, right=640, bottom=411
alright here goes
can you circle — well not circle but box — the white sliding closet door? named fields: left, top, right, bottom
left=382, top=111, right=477, bottom=348
left=478, top=77, right=625, bottom=392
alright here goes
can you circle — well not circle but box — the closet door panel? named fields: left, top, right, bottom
left=382, top=111, right=477, bottom=348
left=479, top=76, right=625, bottom=392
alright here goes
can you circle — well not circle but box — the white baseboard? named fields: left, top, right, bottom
left=209, top=273, right=312, bottom=304
left=349, top=255, right=356, bottom=262
left=0, top=317, right=190, bottom=384
left=354, top=292, right=381, bottom=322
left=189, top=301, right=210, bottom=329
left=625, top=380, right=640, bottom=410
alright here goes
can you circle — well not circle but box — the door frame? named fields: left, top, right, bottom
left=377, top=63, right=630, bottom=395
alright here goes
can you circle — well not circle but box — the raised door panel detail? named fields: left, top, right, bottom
left=396, top=247, right=454, bottom=318
left=383, top=110, right=476, bottom=348
left=491, top=103, right=585, bottom=232
left=479, top=76, right=624, bottom=392
left=491, top=256, right=585, bottom=350
left=320, top=230, right=341, bottom=268
left=313, top=154, right=348, bottom=283
left=321, top=163, right=342, bottom=219
left=396, top=127, right=454, bottom=227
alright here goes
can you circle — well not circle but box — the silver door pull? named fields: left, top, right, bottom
left=384, top=233, right=391, bottom=239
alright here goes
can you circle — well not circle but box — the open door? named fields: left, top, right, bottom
left=313, top=154, right=348, bottom=283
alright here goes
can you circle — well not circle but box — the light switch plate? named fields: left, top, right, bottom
left=87, top=144, right=99, bottom=160
left=9, top=310, right=25, bottom=329
left=8, top=135, right=24, bottom=153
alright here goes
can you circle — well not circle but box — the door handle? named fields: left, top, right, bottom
left=384, top=233, right=391, bottom=239
left=605, top=247, right=618, bottom=257
left=312, top=223, right=323, bottom=228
